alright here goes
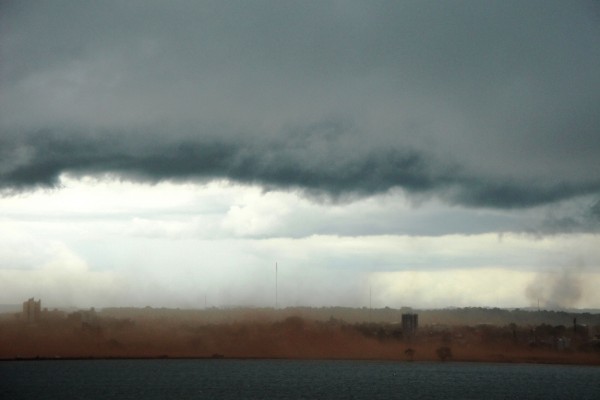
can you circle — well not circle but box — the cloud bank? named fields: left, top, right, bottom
left=1, top=1, right=600, bottom=309
left=1, top=1, right=599, bottom=211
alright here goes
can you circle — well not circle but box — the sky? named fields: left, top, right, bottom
left=1, top=0, right=599, bottom=310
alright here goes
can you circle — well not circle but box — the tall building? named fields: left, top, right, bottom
left=22, top=297, right=41, bottom=324
left=402, top=313, right=418, bottom=338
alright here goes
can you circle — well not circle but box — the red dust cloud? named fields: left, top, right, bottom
left=1, top=304, right=599, bottom=365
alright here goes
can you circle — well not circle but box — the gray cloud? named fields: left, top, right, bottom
left=532, top=197, right=600, bottom=235
left=590, top=199, right=600, bottom=219
left=1, top=1, right=599, bottom=211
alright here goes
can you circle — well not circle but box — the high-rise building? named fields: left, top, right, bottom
left=402, top=313, right=418, bottom=338
left=22, top=297, right=41, bottom=324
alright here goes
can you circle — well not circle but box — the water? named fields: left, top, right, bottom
left=1, top=359, right=599, bottom=399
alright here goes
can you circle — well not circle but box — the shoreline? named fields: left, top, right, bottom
left=2, top=354, right=599, bottom=366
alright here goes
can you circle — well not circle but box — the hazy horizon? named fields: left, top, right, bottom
left=1, top=1, right=599, bottom=310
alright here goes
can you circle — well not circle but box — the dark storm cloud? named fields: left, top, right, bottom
left=1, top=1, right=599, bottom=210
left=0, top=127, right=440, bottom=193
left=3, top=128, right=599, bottom=213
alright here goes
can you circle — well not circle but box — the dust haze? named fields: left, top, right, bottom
left=2, top=305, right=599, bottom=364
left=526, top=263, right=586, bottom=310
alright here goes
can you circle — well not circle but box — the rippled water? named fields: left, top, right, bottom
left=1, top=359, right=599, bottom=399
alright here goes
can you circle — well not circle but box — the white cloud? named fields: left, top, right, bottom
left=371, top=268, right=600, bottom=309
left=0, top=242, right=125, bottom=308
left=1, top=177, right=599, bottom=309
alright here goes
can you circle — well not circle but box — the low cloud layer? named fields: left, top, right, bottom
left=1, top=125, right=599, bottom=214
left=1, top=1, right=599, bottom=211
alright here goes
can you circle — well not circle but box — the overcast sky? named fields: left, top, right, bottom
left=1, top=1, right=599, bottom=310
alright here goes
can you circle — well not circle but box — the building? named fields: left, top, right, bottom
left=22, top=297, right=41, bottom=324
left=402, top=313, right=418, bottom=338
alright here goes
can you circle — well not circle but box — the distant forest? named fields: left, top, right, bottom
left=97, top=306, right=600, bottom=328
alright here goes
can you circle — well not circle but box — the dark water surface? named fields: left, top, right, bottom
left=1, top=359, right=599, bottom=399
